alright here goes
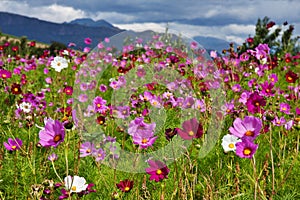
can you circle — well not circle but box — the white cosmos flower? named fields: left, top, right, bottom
left=51, top=56, right=68, bottom=72
left=221, top=134, right=241, bottom=152
left=18, top=102, right=32, bottom=113
left=64, top=175, right=88, bottom=193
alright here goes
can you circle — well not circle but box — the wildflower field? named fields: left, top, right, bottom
left=0, top=17, right=299, bottom=200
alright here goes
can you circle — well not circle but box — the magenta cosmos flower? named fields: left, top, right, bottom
left=93, top=96, right=108, bottom=113
left=235, top=138, right=258, bottom=159
left=116, top=179, right=134, bottom=193
left=177, top=118, right=203, bottom=140
left=229, top=116, right=262, bottom=141
left=38, top=118, right=65, bottom=148
left=145, top=159, right=170, bottom=182
left=246, top=92, right=266, bottom=114
left=3, top=138, right=23, bottom=151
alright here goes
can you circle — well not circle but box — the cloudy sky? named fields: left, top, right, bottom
left=1, top=0, right=300, bottom=44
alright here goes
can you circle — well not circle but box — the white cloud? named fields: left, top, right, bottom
left=114, top=22, right=256, bottom=44
left=0, top=1, right=86, bottom=23
left=89, top=12, right=136, bottom=23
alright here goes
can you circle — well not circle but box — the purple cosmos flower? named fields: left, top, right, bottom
left=99, top=84, right=107, bottom=92
left=284, top=120, right=294, bottom=130
left=272, top=116, right=286, bottom=126
left=260, top=81, right=275, bottom=97
left=109, top=80, right=120, bottom=90
left=177, top=118, right=203, bottom=140
left=181, top=96, right=195, bottom=109
left=3, top=138, right=23, bottom=151
left=114, top=106, right=130, bottom=119
left=93, top=148, right=106, bottom=162
left=268, top=74, right=278, bottom=84
left=93, top=96, right=108, bottom=113
left=246, top=92, right=266, bottom=114
left=232, top=84, right=241, bottom=92
left=193, top=99, right=206, bottom=112
left=80, top=142, right=95, bottom=157
left=137, top=66, right=146, bottom=78
left=48, top=153, right=58, bottom=161
left=38, top=118, right=65, bottom=148
left=239, top=91, right=250, bottom=105
left=132, top=135, right=158, bottom=149
left=78, top=94, right=88, bottom=103
left=229, top=116, right=262, bottom=141
left=145, top=159, right=170, bottom=182
left=279, top=103, right=291, bottom=114
left=235, top=138, right=258, bottom=159
left=222, top=100, right=235, bottom=115
left=128, top=117, right=156, bottom=138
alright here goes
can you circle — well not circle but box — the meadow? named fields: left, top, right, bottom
left=0, top=17, right=299, bottom=200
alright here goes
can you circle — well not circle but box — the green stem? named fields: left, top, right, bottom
left=51, top=161, right=63, bottom=183
left=251, top=156, right=257, bottom=200
left=269, top=126, right=275, bottom=197
left=14, top=152, right=18, bottom=200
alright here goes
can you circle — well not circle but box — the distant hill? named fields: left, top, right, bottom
left=193, top=36, right=237, bottom=53
left=0, top=12, right=124, bottom=49
left=68, top=18, right=115, bottom=28
left=0, top=12, right=234, bottom=52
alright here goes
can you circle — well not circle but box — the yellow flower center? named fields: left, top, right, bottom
left=142, top=138, right=148, bottom=144
left=228, top=143, right=235, bottom=149
left=266, top=89, right=270, bottom=93
left=2, top=74, right=7, bottom=78
left=255, top=102, right=260, bottom=107
left=54, top=135, right=61, bottom=142
left=57, top=62, right=61, bottom=66
left=188, top=131, right=194, bottom=136
left=282, top=107, right=286, bottom=111
left=14, top=88, right=19, bottom=92
left=71, top=186, right=76, bottom=191
left=243, top=148, right=251, bottom=155
left=156, top=169, right=162, bottom=175
left=97, top=103, right=101, bottom=108
left=288, top=76, right=292, bottom=81
left=245, top=130, right=254, bottom=136
left=124, top=186, right=130, bottom=191
left=86, top=149, right=91, bottom=153
left=12, top=145, right=17, bottom=149
left=271, top=78, right=274, bottom=82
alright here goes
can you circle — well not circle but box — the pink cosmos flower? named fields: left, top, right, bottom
left=229, top=116, right=262, bottom=141
left=93, top=96, right=108, bottom=113
left=177, top=118, right=203, bottom=140
left=84, top=38, right=92, bottom=45
left=235, top=138, right=258, bottom=159
left=145, top=159, right=170, bottom=182
left=132, top=135, right=158, bottom=149
left=3, top=138, right=23, bottom=151
left=38, top=118, right=65, bottom=148
left=279, top=103, right=291, bottom=114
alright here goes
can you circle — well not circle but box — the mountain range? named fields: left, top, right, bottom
left=0, top=11, right=232, bottom=52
